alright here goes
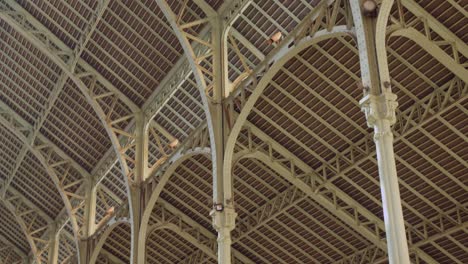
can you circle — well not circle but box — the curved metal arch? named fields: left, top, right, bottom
left=0, top=4, right=170, bottom=263
left=389, top=28, right=468, bottom=84
left=152, top=0, right=216, bottom=97
left=0, top=3, right=140, bottom=262
left=222, top=28, right=355, bottom=205
left=231, top=149, right=253, bottom=169
left=0, top=103, right=88, bottom=261
left=375, top=0, right=395, bottom=86
left=151, top=0, right=225, bottom=208
left=88, top=220, right=131, bottom=264
left=0, top=200, right=45, bottom=263
left=136, top=148, right=211, bottom=263
left=145, top=222, right=217, bottom=260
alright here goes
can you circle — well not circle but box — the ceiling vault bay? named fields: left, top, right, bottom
left=0, top=0, right=466, bottom=263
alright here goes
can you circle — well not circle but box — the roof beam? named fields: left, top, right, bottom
left=0, top=187, right=53, bottom=224
left=241, top=122, right=438, bottom=264
left=151, top=200, right=254, bottom=264
left=88, top=0, right=256, bottom=211
left=0, top=0, right=136, bottom=111
left=0, top=231, right=28, bottom=262
left=400, top=0, right=468, bottom=58
left=1, top=0, right=110, bottom=197
left=0, top=99, right=91, bottom=186
left=0, top=101, right=91, bottom=260
left=1, top=73, right=67, bottom=198
left=0, top=0, right=146, bottom=199
left=390, top=28, right=468, bottom=84
left=231, top=184, right=340, bottom=261
left=338, top=205, right=468, bottom=264
left=0, top=195, right=50, bottom=263
left=98, top=249, right=127, bottom=264
left=0, top=102, right=90, bottom=180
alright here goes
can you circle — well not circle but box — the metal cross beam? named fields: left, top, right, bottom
left=400, top=0, right=468, bottom=58
left=0, top=194, right=50, bottom=263
left=0, top=100, right=92, bottom=261
left=0, top=224, right=28, bottom=262
left=239, top=122, right=438, bottom=264
left=1, top=0, right=110, bottom=199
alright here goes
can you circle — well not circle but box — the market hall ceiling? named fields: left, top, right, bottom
left=0, top=0, right=466, bottom=263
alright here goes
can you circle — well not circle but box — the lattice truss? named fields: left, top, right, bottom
left=0, top=0, right=466, bottom=263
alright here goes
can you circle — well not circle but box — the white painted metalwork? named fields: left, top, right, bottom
left=0, top=0, right=466, bottom=263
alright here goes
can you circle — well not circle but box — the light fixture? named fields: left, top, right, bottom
left=169, top=139, right=179, bottom=149
left=106, top=206, right=115, bottom=215
left=267, top=31, right=282, bottom=45
left=213, top=203, right=224, bottom=212
left=362, top=0, right=378, bottom=17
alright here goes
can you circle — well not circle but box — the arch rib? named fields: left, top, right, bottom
left=88, top=221, right=130, bottom=264
left=390, top=28, right=468, bottom=83
left=0, top=197, right=48, bottom=263
left=0, top=3, right=179, bottom=263
left=222, top=26, right=353, bottom=213
left=0, top=100, right=91, bottom=262
left=0, top=233, right=27, bottom=263
left=137, top=147, right=210, bottom=262
left=399, top=0, right=468, bottom=58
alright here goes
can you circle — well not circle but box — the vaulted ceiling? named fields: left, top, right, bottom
left=0, top=0, right=466, bottom=263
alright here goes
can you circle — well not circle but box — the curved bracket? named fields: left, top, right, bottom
left=0, top=102, right=88, bottom=260
left=137, top=148, right=210, bottom=264
left=146, top=222, right=217, bottom=260
left=375, top=0, right=395, bottom=85
left=222, top=28, right=354, bottom=205
left=389, top=28, right=468, bottom=84
left=0, top=199, right=47, bottom=263
left=88, top=220, right=130, bottom=264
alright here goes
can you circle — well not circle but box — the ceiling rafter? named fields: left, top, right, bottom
left=399, top=0, right=468, bottom=58
left=231, top=184, right=340, bottom=261
left=1, top=71, right=67, bottom=198
left=0, top=100, right=92, bottom=260
left=390, top=28, right=468, bottom=84
left=151, top=200, right=254, bottom=264
left=0, top=222, right=28, bottom=262
left=88, top=0, right=255, bottom=208
left=0, top=192, right=51, bottom=263
left=239, top=122, right=438, bottom=263
left=0, top=0, right=466, bottom=263
left=1, top=0, right=110, bottom=197
left=0, top=3, right=150, bottom=222
left=0, top=0, right=137, bottom=110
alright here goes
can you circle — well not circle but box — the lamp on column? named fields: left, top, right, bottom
left=169, top=139, right=179, bottom=149
left=362, top=0, right=378, bottom=17
left=213, top=203, right=224, bottom=212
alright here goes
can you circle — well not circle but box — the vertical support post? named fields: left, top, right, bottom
left=360, top=93, right=410, bottom=264
left=48, top=225, right=59, bottom=264
left=80, top=178, right=97, bottom=264
left=131, top=112, right=148, bottom=264
left=351, top=1, right=411, bottom=263
left=83, top=178, right=97, bottom=237
left=209, top=15, right=237, bottom=264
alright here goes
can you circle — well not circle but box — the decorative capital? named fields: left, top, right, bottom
left=210, top=206, right=237, bottom=233
left=359, top=92, right=398, bottom=127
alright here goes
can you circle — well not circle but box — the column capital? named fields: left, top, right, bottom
left=210, top=206, right=237, bottom=234
left=360, top=92, right=398, bottom=127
